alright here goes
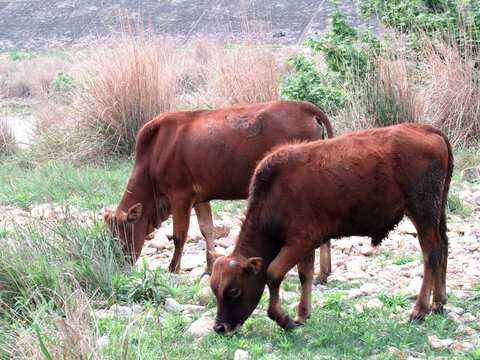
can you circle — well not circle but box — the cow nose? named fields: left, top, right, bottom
left=213, top=324, right=225, bottom=334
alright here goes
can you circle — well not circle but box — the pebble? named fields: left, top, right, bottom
left=193, top=286, right=216, bottom=306
left=96, top=335, right=109, bottom=351
left=360, top=283, right=378, bottom=295
left=446, top=306, right=465, bottom=316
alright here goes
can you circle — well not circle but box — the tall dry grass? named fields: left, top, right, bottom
left=177, top=39, right=282, bottom=109
left=421, top=38, right=480, bottom=146
left=0, top=117, right=16, bottom=157
left=72, top=33, right=177, bottom=157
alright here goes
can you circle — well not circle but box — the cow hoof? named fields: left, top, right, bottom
left=408, top=310, right=426, bottom=323
left=313, top=279, right=327, bottom=286
left=283, top=317, right=299, bottom=330
left=429, top=302, right=444, bottom=314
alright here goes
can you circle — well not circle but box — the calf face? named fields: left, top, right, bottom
left=210, top=255, right=264, bottom=335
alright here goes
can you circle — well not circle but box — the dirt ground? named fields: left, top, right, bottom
left=0, top=0, right=377, bottom=50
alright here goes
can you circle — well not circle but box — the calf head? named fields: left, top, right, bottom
left=210, top=254, right=265, bottom=335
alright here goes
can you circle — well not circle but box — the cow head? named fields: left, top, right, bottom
left=210, top=254, right=266, bottom=335
left=104, top=203, right=147, bottom=263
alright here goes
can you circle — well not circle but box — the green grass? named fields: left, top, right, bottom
left=0, top=156, right=133, bottom=211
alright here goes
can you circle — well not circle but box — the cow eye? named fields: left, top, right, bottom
left=229, top=288, right=240, bottom=298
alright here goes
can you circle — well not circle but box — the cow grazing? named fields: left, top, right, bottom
left=211, top=123, right=453, bottom=335
left=105, top=100, right=333, bottom=274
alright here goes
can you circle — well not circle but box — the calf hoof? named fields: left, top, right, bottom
left=429, top=302, right=444, bottom=314
left=283, top=317, right=299, bottom=330
left=313, top=279, right=327, bottom=286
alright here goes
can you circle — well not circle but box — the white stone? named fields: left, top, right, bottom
left=396, top=220, right=417, bottom=235
left=164, top=298, right=183, bottom=312
left=150, top=233, right=169, bottom=249
left=96, top=335, right=109, bottom=351
left=183, top=304, right=206, bottom=313
left=109, top=305, right=132, bottom=317
left=181, top=254, right=205, bottom=271
left=360, top=283, right=378, bottom=295
left=234, top=349, right=250, bottom=360
left=366, top=298, right=383, bottom=308
left=194, top=286, right=216, bottom=306
left=347, top=288, right=364, bottom=299
left=217, top=235, right=235, bottom=248
left=186, top=316, right=214, bottom=337
left=359, top=244, right=374, bottom=256
left=189, top=267, right=206, bottom=279
left=428, top=335, right=453, bottom=349
left=407, top=277, right=423, bottom=296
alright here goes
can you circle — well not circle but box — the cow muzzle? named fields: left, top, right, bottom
left=213, top=319, right=242, bottom=336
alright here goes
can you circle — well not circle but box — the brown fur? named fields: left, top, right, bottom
left=211, top=123, right=453, bottom=334
left=105, top=100, right=333, bottom=273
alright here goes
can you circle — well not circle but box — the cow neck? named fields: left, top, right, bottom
left=231, top=215, right=280, bottom=268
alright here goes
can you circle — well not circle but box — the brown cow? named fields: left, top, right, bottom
left=105, top=100, right=333, bottom=275
left=210, top=123, right=453, bottom=335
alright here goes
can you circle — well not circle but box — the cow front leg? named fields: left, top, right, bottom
left=314, top=240, right=331, bottom=285
left=194, top=202, right=215, bottom=274
left=169, top=199, right=193, bottom=273
left=266, top=245, right=312, bottom=329
left=295, top=250, right=315, bottom=324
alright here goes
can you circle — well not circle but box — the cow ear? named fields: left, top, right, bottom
left=246, top=257, right=262, bottom=274
left=127, top=203, right=142, bottom=223
left=209, top=251, right=225, bottom=260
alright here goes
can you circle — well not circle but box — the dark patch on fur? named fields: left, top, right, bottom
left=247, top=115, right=265, bottom=138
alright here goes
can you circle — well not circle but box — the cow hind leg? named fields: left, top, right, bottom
left=295, top=250, right=315, bottom=324
left=430, top=212, right=449, bottom=313
left=169, top=198, right=193, bottom=273
left=314, top=240, right=331, bottom=285
left=194, top=202, right=215, bottom=274
left=409, top=226, right=445, bottom=321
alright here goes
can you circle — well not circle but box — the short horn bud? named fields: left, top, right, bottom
left=230, top=260, right=237, bottom=269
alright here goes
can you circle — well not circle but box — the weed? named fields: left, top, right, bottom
left=393, top=253, right=415, bottom=265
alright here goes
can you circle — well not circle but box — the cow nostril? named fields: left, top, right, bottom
left=213, top=324, right=225, bottom=333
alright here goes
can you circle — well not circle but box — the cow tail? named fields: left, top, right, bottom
left=438, top=129, right=454, bottom=247
left=309, top=103, right=334, bottom=139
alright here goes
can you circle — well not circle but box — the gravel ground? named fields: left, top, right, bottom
left=0, top=0, right=378, bottom=50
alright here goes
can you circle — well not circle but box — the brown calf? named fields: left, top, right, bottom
left=211, top=123, right=453, bottom=335
left=105, top=100, right=333, bottom=274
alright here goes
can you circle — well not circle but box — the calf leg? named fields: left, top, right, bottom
left=194, top=202, right=216, bottom=274
left=314, top=240, right=331, bottom=285
left=169, top=198, right=193, bottom=273
left=430, top=227, right=448, bottom=313
left=266, top=245, right=313, bottom=329
left=410, top=228, right=444, bottom=321
left=295, top=250, right=315, bottom=323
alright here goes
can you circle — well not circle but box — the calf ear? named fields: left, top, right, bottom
left=246, top=257, right=262, bottom=274
left=127, top=203, right=142, bottom=223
